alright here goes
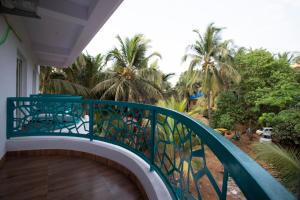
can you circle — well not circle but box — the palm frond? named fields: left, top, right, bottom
left=252, top=143, right=300, bottom=194
left=107, top=34, right=161, bottom=70
left=47, top=79, right=90, bottom=97
left=91, top=75, right=117, bottom=95
left=157, top=96, right=187, bottom=113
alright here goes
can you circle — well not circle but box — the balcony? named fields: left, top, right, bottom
left=3, top=95, right=295, bottom=200
left=0, top=151, right=146, bottom=200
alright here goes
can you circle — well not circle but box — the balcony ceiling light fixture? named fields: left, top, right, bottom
left=0, top=0, right=40, bottom=19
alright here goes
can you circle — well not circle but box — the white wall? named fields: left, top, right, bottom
left=0, top=16, right=38, bottom=159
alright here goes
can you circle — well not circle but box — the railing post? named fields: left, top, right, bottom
left=6, top=98, right=13, bottom=139
left=89, top=101, right=94, bottom=141
left=150, top=109, right=156, bottom=171
left=221, top=167, right=229, bottom=200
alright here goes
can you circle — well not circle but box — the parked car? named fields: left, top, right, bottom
left=259, top=133, right=272, bottom=143
left=256, top=127, right=273, bottom=135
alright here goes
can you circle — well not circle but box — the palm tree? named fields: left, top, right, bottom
left=176, top=66, right=202, bottom=111
left=183, top=23, right=240, bottom=120
left=106, top=34, right=161, bottom=70
left=92, top=34, right=163, bottom=103
left=139, top=60, right=175, bottom=99
left=39, top=53, right=105, bottom=97
left=64, top=53, right=105, bottom=89
left=277, top=52, right=294, bottom=63
left=91, top=68, right=163, bottom=102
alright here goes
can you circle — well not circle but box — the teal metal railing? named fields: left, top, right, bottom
left=6, top=97, right=295, bottom=200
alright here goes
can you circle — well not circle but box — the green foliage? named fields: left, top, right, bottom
left=295, top=124, right=300, bottom=133
left=156, top=97, right=188, bottom=144
left=183, top=23, right=240, bottom=119
left=92, top=34, right=165, bottom=103
left=139, top=64, right=174, bottom=97
left=232, top=49, right=298, bottom=128
left=217, top=114, right=235, bottom=130
left=240, top=50, right=300, bottom=144
left=176, top=67, right=201, bottom=100
left=157, top=96, right=187, bottom=113
left=256, top=82, right=300, bottom=110
left=252, top=143, right=300, bottom=194
left=106, top=34, right=161, bottom=70
left=176, top=66, right=202, bottom=111
left=39, top=53, right=105, bottom=97
left=156, top=97, right=202, bottom=147
left=258, top=113, right=275, bottom=126
left=40, top=35, right=171, bottom=103
left=157, top=96, right=202, bottom=116
left=211, top=49, right=299, bottom=146
left=211, top=91, right=244, bottom=129
left=272, top=108, right=300, bottom=145
left=235, top=49, right=294, bottom=95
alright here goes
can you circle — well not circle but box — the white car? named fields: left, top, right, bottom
left=259, top=133, right=272, bottom=143
left=256, top=127, right=273, bottom=135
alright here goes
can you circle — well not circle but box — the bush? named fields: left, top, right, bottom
left=217, top=114, right=235, bottom=130
left=211, top=91, right=243, bottom=129
left=262, top=108, right=300, bottom=145
left=258, top=112, right=275, bottom=126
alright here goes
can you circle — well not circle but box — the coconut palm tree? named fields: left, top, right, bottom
left=183, top=23, right=240, bottom=120
left=139, top=60, right=175, bottom=99
left=276, top=52, right=295, bottom=63
left=91, top=66, right=163, bottom=102
left=39, top=53, right=105, bottom=97
left=176, top=66, right=202, bottom=111
left=64, top=53, right=105, bottom=89
left=106, top=34, right=161, bottom=70
left=92, top=34, right=163, bottom=103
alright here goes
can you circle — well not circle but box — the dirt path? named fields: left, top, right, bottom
left=192, top=114, right=279, bottom=199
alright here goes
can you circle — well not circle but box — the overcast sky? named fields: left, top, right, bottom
left=85, top=0, right=300, bottom=84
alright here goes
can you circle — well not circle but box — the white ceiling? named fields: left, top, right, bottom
left=11, top=0, right=123, bottom=67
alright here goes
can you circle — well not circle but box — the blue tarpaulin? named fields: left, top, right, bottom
left=189, top=91, right=204, bottom=100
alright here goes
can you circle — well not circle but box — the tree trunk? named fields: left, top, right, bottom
left=186, top=100, right=190, bottom=112
left=211, top=94, right=215, bottom=109
left=207, top=91, right=211, bottom=121
left=185, top=92, right=190, bottom=112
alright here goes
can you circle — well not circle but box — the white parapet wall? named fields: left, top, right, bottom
left=6, top=136, right=172, bottom=200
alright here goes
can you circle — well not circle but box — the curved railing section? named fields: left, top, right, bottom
left=6, top=97, right=295, bottom=200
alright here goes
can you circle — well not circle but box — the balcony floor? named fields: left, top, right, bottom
left=0, top=155, right=144, bottom=200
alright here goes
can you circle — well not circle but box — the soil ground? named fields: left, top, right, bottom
left=193, top=114, right=278, bottom=199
